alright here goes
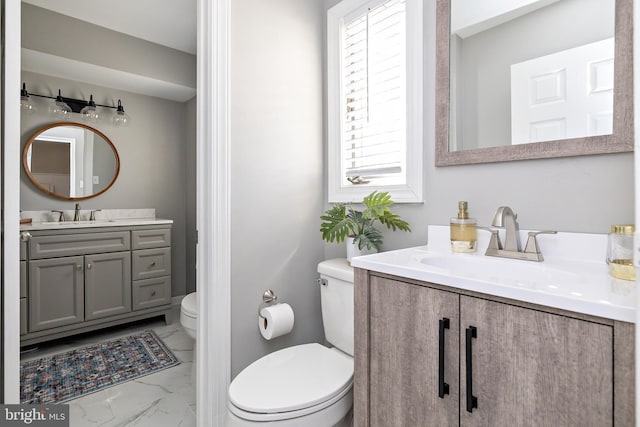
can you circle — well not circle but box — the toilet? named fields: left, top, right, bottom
left=226, top=258, right=354, bottom=427
left=179, top=259, right=354, bottom=427
left=180, top=292, right=198, bottom=377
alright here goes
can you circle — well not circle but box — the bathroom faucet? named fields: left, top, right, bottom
left=485, top=206, right=557, bottom=262
left=74, top=203, right=81, bottom=221
left=491, top=206, right=521, bottom=252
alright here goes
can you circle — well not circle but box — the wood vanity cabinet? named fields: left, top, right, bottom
left=354, top=270, right=635, bottom=427
left=20, top=225, right=172, bottom=346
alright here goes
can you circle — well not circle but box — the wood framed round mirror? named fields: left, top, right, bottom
left=22, top=122, right=120, bottom=201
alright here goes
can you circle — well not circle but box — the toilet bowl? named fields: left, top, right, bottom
left=180, top=292, right=197, bottom=340
left=180, top=292, right=198, bottom=378
left=226, top=259, right=354, bottom=427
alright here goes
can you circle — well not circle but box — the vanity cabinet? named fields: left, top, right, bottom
left=355, top=271, right=634, bottom=426
left=20, top=224, right=172, bottom=346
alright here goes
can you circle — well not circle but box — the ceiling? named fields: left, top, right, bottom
left=22, top=0, right=197, bottom=55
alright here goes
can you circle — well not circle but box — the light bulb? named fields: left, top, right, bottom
left=81, top=95, right=100, bottom=123
left=50, top=90, right=72, bottom=119
left=20, top=83, right=36, bottom=114
left=112, top=99, right=130, bottom=127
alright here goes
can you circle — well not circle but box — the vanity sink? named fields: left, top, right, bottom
left=350, top=225, right=635, bottom=322
left=418, top=252, right=585, bottom=289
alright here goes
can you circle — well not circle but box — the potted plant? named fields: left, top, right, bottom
left=320, top=191, right=411, bottom=261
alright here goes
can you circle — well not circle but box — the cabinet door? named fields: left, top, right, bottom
left=85, top=251, right=132, bottom=320
left=369, top=276, right=459, bottom=427
left=460, top=295, right=613, bottom=427
left=29, top=256, right=84, bottom=332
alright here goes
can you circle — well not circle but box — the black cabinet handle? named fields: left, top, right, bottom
left=438, top=317, right=450, bottom=398
left=465, top=326, right=478, bottom=413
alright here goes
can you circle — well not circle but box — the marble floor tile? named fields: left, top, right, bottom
left=21, top=307, right=197, bottom=427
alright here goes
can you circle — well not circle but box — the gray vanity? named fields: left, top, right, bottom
left=19, top=219, right=173, bottom=346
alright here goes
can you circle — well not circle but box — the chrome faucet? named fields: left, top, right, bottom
left=485, top=206, right=557, bottom=262
left=74, top=203, right=81, bottom=221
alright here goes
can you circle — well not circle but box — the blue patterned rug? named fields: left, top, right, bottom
left=20, top=330, right=181, bottom=404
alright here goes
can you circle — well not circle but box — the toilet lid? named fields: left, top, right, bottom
left=181, top=293, right=197, bottom=317
left=228, top=343, right=353, bottom=414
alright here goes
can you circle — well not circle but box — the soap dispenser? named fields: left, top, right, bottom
left=450, top=201, right=477, bottom=253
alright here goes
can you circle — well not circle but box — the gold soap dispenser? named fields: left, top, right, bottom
left=450, top=201, right=477, bottom=253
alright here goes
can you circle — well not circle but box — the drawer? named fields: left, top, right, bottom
left=30, top=231, right=130, bottom=259
left=132, top=228, right=171, bottom=250
left=20, top=240, right=27, bottom=260
left=20, top=298, right=27, bottom=335
left=132, top=276, right=171, bottom=311
left=20, top=261, right=27, bottom=298
left=132, top=248, right=171, bottom=280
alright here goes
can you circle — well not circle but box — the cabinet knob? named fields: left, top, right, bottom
left=149, top=261, right=157, bottom=268
left=151, top=291, right=157, bottom=297
left=87, top=263, right=92, bottom=270
left=76, top=265, right=82, bottom=271
left=20, top=232, right=32, bottom=242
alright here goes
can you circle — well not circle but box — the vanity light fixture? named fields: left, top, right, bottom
left=20, top=83, right=130, bottom=127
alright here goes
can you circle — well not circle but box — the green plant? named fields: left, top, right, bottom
left=320, top=191, right=411, bottom=251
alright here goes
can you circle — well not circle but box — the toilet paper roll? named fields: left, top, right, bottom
left=259, top=303, right=294, bottom=340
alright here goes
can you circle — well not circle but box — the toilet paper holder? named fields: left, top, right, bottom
left=258, top=289, right=278, bottom=319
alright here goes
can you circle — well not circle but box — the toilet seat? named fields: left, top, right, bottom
left=228, top=343, right=353, bottom=422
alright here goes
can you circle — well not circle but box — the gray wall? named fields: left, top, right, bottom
left=22, top=3, right=195, bottom=89
left=185, top=97, right=197, bottom=295
left=324, top=0, right=634, bottom=260
left=230, top=0, right=325, bottom=377
left=20, top=71, right=193, bottom=298
left=20, top=4, right=198, bottom=299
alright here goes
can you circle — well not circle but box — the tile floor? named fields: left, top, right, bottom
left=20, top=307, right=196, bottom=427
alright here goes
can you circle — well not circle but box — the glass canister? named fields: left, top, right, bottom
left=606, top=224, right=635, bottom=281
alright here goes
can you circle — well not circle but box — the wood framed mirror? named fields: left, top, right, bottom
left=435, top=0, right=633, bottom=166
left=23, top=122, right=120, bottom=200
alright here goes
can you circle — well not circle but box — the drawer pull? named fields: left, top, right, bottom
left=466, top=325, right=478, bottom=413
left=151, top=291, right=157, bottom=297
left=149, top=261, right=157, bottom=268
left=438, top=317, right=450, bottom=398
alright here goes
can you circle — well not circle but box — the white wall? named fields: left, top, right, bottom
left=323, top=0, right=634, bottom=260
left=230, top=0, right=325, bottom=377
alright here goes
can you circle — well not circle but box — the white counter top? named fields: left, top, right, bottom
left=21, top=218, right=173, bottom=231
left=351, top=225, right=636, bottom=323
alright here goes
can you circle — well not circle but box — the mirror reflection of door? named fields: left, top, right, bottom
left=29, top=138, right=72, bottom=197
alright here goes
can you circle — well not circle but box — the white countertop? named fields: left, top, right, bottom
left=351, top=225, right=636, bottom=323
left=21, top=218, right=173, bottom=231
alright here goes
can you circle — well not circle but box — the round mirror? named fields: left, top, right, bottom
left=22, top=122, right=120, bottom=201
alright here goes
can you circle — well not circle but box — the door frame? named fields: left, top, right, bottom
left=2, top=1, right=233, bottom=421
left=196, top=0, right=231, bottom=425
left=2, top=0, right=22, bottom=403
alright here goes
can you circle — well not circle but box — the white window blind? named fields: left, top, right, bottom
left=342, top=0, right=406, bottom=185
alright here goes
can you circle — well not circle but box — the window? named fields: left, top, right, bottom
left=327, top=0, right=423, bottom=203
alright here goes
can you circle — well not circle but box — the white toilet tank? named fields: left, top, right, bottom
left=317, top=259, right=354, bottom=356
